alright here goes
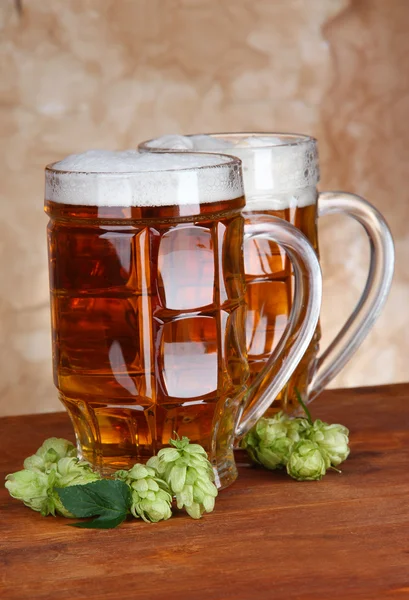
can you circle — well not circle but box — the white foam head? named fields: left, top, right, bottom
left=45, top=149, right=243, bottom=207
left=140, top=134, right=319, bottom=210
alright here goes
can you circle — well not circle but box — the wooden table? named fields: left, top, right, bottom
left=1, top=384, right=409, bottom=600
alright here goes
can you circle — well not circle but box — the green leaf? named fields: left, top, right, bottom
left=70, top=512, right=126, bottom=529
left=56, top=479, right=131, bottom=530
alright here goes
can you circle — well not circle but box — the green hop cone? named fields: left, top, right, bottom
left=305, top=420, right=350, bottom=467
left=241, top=413, right=309, bottom=470
left=147, top=437, right=218, bottom=520
left=5, top=469, right=54, bottom=515
left=240, top=428, right=261, bottom=466
left=286, top=439, right=327, bottom=481
left=23, top=438, right=76, bottom=472
left=5, top=439, right=100, bottom=518
left=255, top=414, right=289, bottom=444
left=257, top=437, right=294, bottom=470
left=116, top=464, right=172, bottom=523
left=55, top=456, right=99, bottom=487
left=285, top=417, right=310, bottom=442
left=241, top=414, right=288, bottom=468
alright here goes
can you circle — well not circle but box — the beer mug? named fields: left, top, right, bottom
left=45, top=149, right=322, bottom=488
left=139, top=133, right=394, bottom=414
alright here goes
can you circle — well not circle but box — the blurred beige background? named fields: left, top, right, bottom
left=0, top=0, right=408, bottom=416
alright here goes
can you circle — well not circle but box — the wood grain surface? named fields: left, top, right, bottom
left=1, top=384, right=409, bottom=600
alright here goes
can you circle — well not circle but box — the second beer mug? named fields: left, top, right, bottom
left=139, top=134, right=395, bottom=414
left=45, top=150, right=321, bottom=488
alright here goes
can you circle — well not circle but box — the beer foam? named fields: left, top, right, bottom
left=146, top=134, right=195, bottom=151
left=141, top=134, right=319, bottom=209
left=45, top=150, right=243, bottom=207
left=240, top=135, right=284, bottom=147
left=147, top=134, right=234, bottom=152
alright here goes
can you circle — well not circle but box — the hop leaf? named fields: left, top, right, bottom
left=147, top=437, right=218, bottom=519
left=52, top=457, right=101, bottom=517
left=56, top=480, right=130, bottom=529
left=305, top=420, right=350, bottom=467
left=115, top=464, right=172, bottom=523
left=286, top=440, right=327, bottom=481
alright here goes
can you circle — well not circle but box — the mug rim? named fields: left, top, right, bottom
left=139, top=132, right=317, bottom=151
left=45, top=150, right=242, bottom=176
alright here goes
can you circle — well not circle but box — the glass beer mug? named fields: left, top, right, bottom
left=45, top=149, right=322, bottom=488
left=139, top=134, right=395, bottom=415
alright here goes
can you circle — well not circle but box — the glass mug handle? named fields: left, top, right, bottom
left=235, top=215, right=322, bottom=438
left=307, top=192, right=395, bottom=401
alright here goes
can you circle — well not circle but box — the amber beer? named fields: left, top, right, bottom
left=243, top=202, right=319, bottom=412
left=45, top=150, right=249, bottom=476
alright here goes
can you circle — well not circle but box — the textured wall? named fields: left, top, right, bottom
left=0, top=0, right=407, bottom=416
